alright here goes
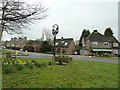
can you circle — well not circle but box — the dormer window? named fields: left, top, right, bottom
left=113, top=43, right=118, bottom=47
left=92, top=42, right=98, bottom=44
left=92, top=41, right=98, bottom=47
left=56, top=43, right=58, bottom=45
left=61, top=41, right=64, bottom=43
left=103, top=42, right=109, bottom=47
left=64, top=42, right=68, bottom=46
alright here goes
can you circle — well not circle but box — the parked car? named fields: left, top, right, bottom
left=0, top=46, right=6, bottom=49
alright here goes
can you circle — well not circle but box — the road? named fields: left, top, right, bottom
left=15, top=52, right=120, bottom=64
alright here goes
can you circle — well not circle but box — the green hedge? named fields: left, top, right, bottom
left=6, top=46, right=21, bottom=50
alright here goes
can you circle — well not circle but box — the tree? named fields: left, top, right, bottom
left=43, top=28, right=53, bottom=43
left=41, top=41, right=52, bottom=53
left=26, top=40, right=35, bottom=45
left=104, top=27, right=114, bottom=37
left=0, top=0, right=47, bottom=42
left=79, top=29, right=90, bottom=47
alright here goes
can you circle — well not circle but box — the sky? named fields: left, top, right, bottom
left=2, top=0, right=119, bottom=41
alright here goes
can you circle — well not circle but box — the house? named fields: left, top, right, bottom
left=81, top=30, right=120, bottom=56
left=34, top=42, right=43, bottom=52
left=3, top=37, right=27, bottom=48
left=55, top=37, right=75, bottom=55
left=24, top=40, right=43, bottom=52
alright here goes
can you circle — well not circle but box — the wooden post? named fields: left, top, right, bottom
left=53, top=36, right=56, bottom=60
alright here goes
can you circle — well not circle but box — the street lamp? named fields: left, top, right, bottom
left=52, top=24, right=59, bottom=59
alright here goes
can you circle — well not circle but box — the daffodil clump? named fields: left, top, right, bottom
left=2, top=58, right=26, bottom=66
left=2, top=57, right=53, bottom=74
left=2, top=57, right=25, bottom=74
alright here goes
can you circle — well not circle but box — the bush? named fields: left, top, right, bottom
left=6, top=52, right=12, bottom=60
left=33, top=61, right=41, bottom=67
left=16, top=64, right=23, bottom=70
left=55, top=56, right=73, bottom=65
left=26, top=62, right=34, bottom=69
left=23, top=45, right=34, bottom=52
left=31, top=60, right=35, bottom=63
left=37, top=63, right=41, bottom=67
left=41, top=41, right=52, bottom=53
left=34, top=62, right=39, bottom=66
left=41, top=62, right=47, bottom=67
left=6, top=46, right=21, bottom=50
left=48, top=61, right=52, bottom=65
left=3, top=64, right=13, bottom=74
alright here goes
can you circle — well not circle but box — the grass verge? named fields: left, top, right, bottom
left=2, top=58, right=118, bottom=88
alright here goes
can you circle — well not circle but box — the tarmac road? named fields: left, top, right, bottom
left=15, top=52, right=119, bottom=64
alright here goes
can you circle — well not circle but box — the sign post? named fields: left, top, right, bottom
left=52, top=24, right=59, bottom=61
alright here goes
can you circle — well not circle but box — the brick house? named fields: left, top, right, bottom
left=34, top=42, right=43, bottom=52
left=24, top=40, right=43, bottom=52
left=4, top=37, right=27, bottom=48
left=55, top=37, right=75, bottom=55
left=81, top=30, right=120, bottom=56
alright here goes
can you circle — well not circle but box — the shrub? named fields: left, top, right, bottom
left=34, top=62, right=39, bottom=66
left=6, top=52, right=12, bottom=60
left=55, top=56, right=73, bottom=65
left=26, top=62, right=34, bottom=69
left=37, top=63, right=41, bottom=67
left=23, top=45, right=34, bottom=52
left=34, top=62, right=41, bottom=67
left=48, top=61, right=52, bottom=65
left=3, top=64, right=13, bottom=74
left=16, top=64, right=23, bottom=70
left=41, top=62, right=47, bottom=67
left=40, top=41, right=52, bottom=53
left=6, top=46, right=21, bottom=50
left=31, top=60, right=35, bottom=63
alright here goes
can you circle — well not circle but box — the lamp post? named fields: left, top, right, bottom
left=52, top=24, right=59, bottom=59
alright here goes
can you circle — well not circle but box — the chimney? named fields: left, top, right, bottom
left=94, top=30, right=97, bottom=32
left=61, top=37, right=63, bottom=40
left=93, top=30, right=98, bottom=34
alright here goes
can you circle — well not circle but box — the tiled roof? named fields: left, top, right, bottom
left=55, top=38, right=74, bottom=48
left=86, top=30, right=119, bottom=43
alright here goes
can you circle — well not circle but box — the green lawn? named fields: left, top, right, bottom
left=0, top=71, right=1, bottom=90
left=1, top=49, right=28, bottom=56
left=0, top=49, right=12, bottom=55
left=95, top=56, right=119, bottom=60
left=2, top=58, right=119, bottom=88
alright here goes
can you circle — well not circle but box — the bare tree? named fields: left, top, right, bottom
left=43, top=28, right=53, bottom=42
left=0, top=0, right=47, bottom=42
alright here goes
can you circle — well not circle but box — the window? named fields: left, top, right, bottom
left=64, top=42, right=68, bottom=46
left=113, top=43, right=118, bottom=47
left=92, top=42, right=98, bottom=47
left=61, top=41, right=64, bottom=43
left=56, top=43, right=58, bottom=45
left=103, top=42, right=109, bottom=47
left=92, top=42, right=98, bottom=45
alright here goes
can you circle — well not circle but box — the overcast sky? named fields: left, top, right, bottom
left=2, top=0, right=119, bottom=41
